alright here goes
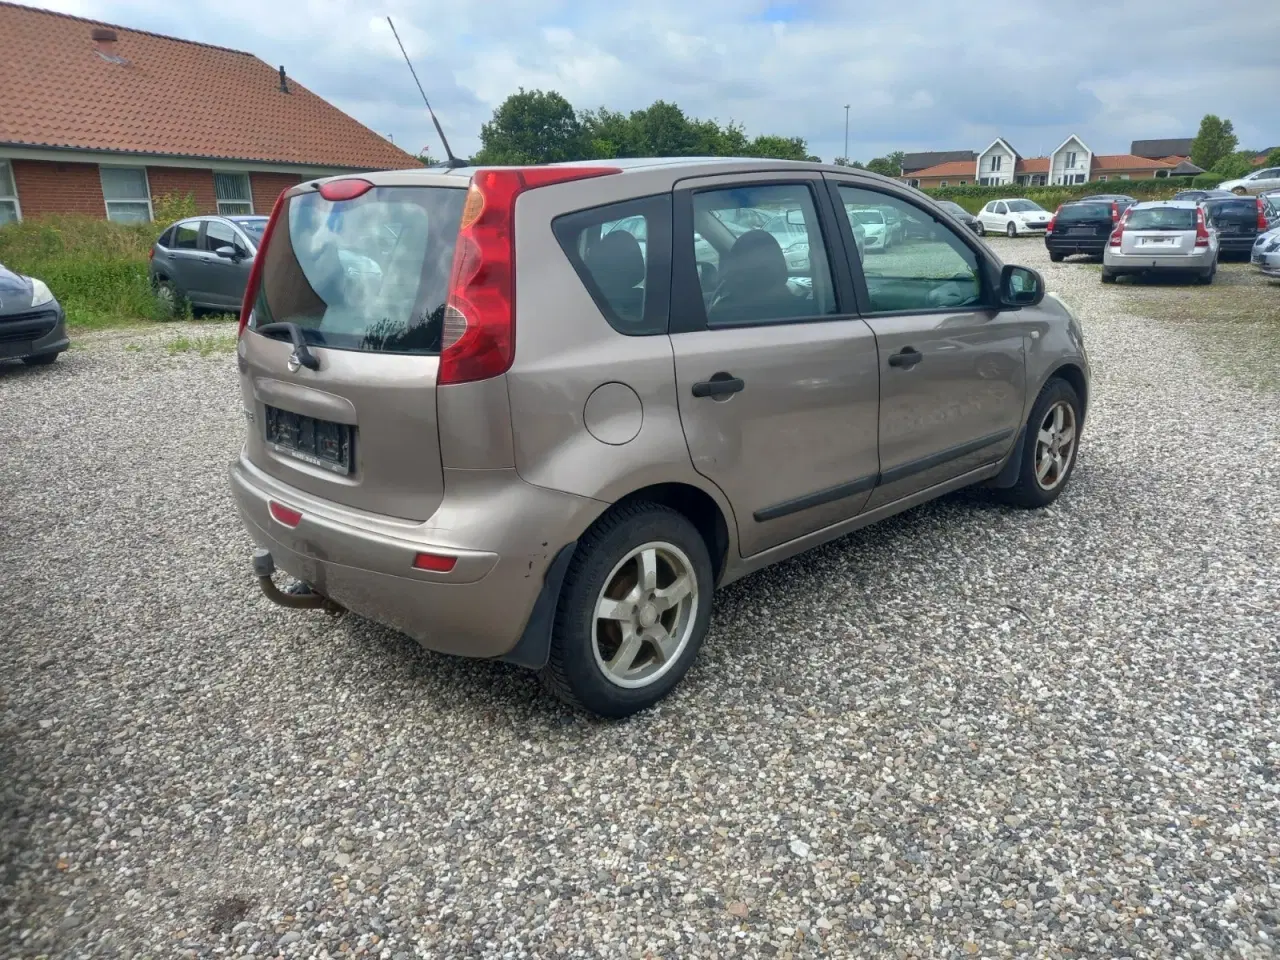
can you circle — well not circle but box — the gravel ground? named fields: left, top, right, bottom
left=3, top=242, right=1278, bottom=959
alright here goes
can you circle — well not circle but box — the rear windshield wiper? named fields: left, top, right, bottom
left=257, top=321, right=320, bottom=370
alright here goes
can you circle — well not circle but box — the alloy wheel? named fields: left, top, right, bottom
left=1034, top=400, right=1078, bottom=491
left=592, top=542, right=699, bottom=689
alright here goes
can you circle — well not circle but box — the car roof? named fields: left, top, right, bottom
left=1129, top=200, right=1200, bottom=209
left=1075, top=194, right=1134, bottom=201
left=229, top=215, right=268, bottom=222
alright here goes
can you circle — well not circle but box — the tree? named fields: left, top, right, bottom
left=415, top=152, right=437, bottom=167
left=1211, top=149, right=1259, bottom=180
left=864, top=151, right=905, bottom=177
left=1190, top=115, right=1238, bottom=172
left=1266, top=147, right=1280, bottom=167
left=472, top=89, right=587, bottom=165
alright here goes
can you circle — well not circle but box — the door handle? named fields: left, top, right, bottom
left=692, top=373, right=745, bottom=398
left=888, top=348, right=923, bottom=369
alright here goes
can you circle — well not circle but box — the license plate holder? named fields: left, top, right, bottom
left=1141, top=237, right=1174, bottom=246
left=1066, top=227, right=1094, bottom=236
left=264, top=406, right=354, bottom=475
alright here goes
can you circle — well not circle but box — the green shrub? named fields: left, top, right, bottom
left=921, top=178, right=1193, bottom=213
left=152, top=192, right=198, bottom=225
left=1190, top=173, right=1223, bottom=188
left=0, top=214, right=174, bottom=329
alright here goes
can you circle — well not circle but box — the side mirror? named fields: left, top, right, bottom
left=785, top=208, right=805, bottom=225
left=1000, top=264, right=1044, bottom=308
left=214, top=245, right=241, bottom=260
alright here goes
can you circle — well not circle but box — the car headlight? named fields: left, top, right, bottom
left=1267, top=238, right=1280, bottom=252
left=29, top=277, right=55, bottom=307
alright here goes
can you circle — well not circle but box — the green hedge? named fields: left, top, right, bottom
left=920, top=178, right=1204, bottom=214
left=0, top=215, right=173, bottom=329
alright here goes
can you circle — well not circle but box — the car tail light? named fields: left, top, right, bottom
left=438, top=165, right=621, bottom=386
left=238, top=189, right=289, bottom=336
left=1108, top=217, right=1125, bottom=247
left=1110, top=202, right=1119, bottom=222
left=1195, top=207, right=1211, bottom=247
left=1046, top=204, right=1061, bottom=233
left=1257, top=197, right=1270, bottom=231
left=318, top=178, right=374, bottom=202
left=268, top=501, right=302, bottom=527
left=412, top=552, right=457, bottom=573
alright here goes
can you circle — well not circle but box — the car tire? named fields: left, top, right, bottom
left=1197, top=265, right=1216, bottom=285
left=995, top=377, right=1083, bottom=509
left=1232, top=187, right=1247, bottom=196
left=154, top=279, right=185, bottom=318
left=1100, top=269, right=1116, bottom=284
left=21, top=352, right=59, bottom=366
left=975, top=221, right=986, bottom=236
left=540, top=502, right=714, bottom=719
left=1049, top=251, right=1065, bottom=263
left=1006, top=222, right=1017, bottom=238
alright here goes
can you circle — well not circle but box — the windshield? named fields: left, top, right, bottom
left=1006, top=200, right=1044, bottom=213
left=254, top=185, right=466, bottom=355
left=1126, top=208, right=1196, bottom=231
left=1057, top=203, right=1111, bottom=221
left=939, top=201, right=968, bottom=215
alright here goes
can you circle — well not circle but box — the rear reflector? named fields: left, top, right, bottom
left=412, top=552, right=457, bottom=573
left=439, top=165, right=622, bottom=386
left=318, top=178, right=374, bottom=202
left=269, top=501, right=302, bottom=527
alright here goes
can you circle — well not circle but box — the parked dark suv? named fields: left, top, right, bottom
left=1202, top=196, right=1272, bottom=260
left=1044, top=199, right=1124, bottom=261
left=150, top=215, right=267, bottom=312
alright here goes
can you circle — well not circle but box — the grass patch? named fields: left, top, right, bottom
left=0, top=215, right=187, bottom=331
left=166, top=333, right=238, bottom=356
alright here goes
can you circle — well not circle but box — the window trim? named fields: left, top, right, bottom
left=0, top=159, right=22, bottom=222
left=551, top=193, right=672, bottom=337
left=823, top=175, right=999, bottom=320
left=100, top=164, right=153, bottom=222
left=214, top=172, right=255, bottom=216
left=669, top=175, right=854, bottom=334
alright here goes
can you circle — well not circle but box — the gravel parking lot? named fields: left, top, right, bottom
left=3, top=239, right=1278, bottom=959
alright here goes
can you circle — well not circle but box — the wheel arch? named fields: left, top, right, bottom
left=611, top=481, right=733, bottom=585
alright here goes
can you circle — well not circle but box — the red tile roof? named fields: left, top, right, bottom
left=907, top=159, right=976, bottom=179
left=1014, top=157, right=1050, bottom=173
left=0, top=1, right=420, bottom=171
left=1091, top=154, right=1172, bottom=172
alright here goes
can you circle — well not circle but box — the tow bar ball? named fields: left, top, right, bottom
left=252, top=549, right=344, bottom=614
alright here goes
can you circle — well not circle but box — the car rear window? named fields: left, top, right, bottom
left=1125, top=208, right=1196, bottom=230
left=253, top=185, right=466, bottom=355
left=1205, top=199, right=1257, bottom=220
left=1057, top=203, right=1111, bottom=221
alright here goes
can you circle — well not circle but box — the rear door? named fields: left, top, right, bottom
left=1206, top=198, right=1259, bottom=243
left=826, top=177, right=1027, bottom=510
left=239, top=176, right=467, bottom=521
left=667, top=172, right=881, bottom=558
left=166, top=219, right=206, bottom=301
left=1120, top=205, right=1200, bottom=256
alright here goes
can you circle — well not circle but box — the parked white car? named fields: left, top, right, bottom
left=1218, top=166, right=1280, bottom=196
left=846, top=206, right=890, bottom=252
left=975, top=199, right=1053, bottom=237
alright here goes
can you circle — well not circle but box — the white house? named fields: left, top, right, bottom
left=1049, top=135, right=1093, bottom=185
left=976, top=138, right=1018, bottom=187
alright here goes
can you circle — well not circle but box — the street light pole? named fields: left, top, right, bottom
left=843, top=104, right=850, bottom=162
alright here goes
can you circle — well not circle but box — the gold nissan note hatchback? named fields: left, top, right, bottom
left=230, top=159, right=1090, bottom=718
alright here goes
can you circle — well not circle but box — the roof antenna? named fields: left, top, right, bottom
left=386, top=16, right=465, bottom=168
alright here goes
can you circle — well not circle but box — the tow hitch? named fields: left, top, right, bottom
left=252, top=549, right=344, bottom=615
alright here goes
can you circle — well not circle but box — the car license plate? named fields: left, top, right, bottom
left=265, top=405, right=354, bottom=475
left=1067, top=227, right=1093, bottom=236
left=1140, top=237, right=1174, bottom=245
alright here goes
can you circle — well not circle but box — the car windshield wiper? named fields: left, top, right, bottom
left=257, top=321, right=321, bottom=370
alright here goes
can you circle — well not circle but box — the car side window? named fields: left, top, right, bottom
left=995, top=202, right=1008, bottom=215
left=173, top=221, right=200, bottom=250
left=552, top=194, right=671, bottom=336
left=836, top=186, right=985, bottom=314
left=687, top=182, right=837, bottom=328
left=204, top=220, right=242, bottom=254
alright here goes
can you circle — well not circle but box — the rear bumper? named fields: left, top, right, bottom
left=228, top=454, right=601, bottom=660
left=0, top=304, right=68, bottom=360
left=1102, top=247, right=1217, bottom=272
left=1045, top=236, right=1106, bottom=255
left=1218, top=237, right=1258, bottom=256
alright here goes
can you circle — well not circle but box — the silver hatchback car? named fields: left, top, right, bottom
left=1101, top=200, right=1219, bottom=284
left=229, top=159, right=1090, bottom=717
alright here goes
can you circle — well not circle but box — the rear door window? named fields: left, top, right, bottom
left=254, top=185, right=466, bottom=355
left=552, top=194, right=672, bottom=336
left=173, top=222, right=200, bottom=249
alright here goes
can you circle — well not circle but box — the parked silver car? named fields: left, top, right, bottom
left=1218, top=166, right=1280, bottom=196
left=1101, top=201, right=1219, bottom=284
left=149, top=215, right=268, bottom=312
left=1253, top=225, right=1280, bottom=278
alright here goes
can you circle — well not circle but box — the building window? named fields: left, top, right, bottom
left=100, top=166, right=153, bottom=222
left=1098, top=175, right=1108, bottom=182
left=940, top=181, right=949, bottom=187
left=1066, top=151, right=1077, bottom=168
left=907, top=179, right=920, bottom=188
left=214, top=172, right=254, bottom=215
left=958, top=180, right=967, bottom=185
left=1119, top=174, right=1131, bottom=180
left=1034, top=175, right=1047, bottom=186
left=990, top=155, right=1002, bottom=172
left=1154, top=170, right=1168, bottom=178
left=0, top=159, right=20, bottom=223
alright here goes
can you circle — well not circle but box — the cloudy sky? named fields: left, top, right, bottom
left=32, top=0, right=1280, bottom=163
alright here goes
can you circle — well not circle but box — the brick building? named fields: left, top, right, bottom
left=0, top=2, right=420, bottom=225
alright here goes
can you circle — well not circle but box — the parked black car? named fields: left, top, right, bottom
left=149, top=215, right=267, bottom=313
left=1043, top=199, right=1120, bottom=261
left=935, top=200, right=982, bottom=233
left=1075, top=193, right=1137, bottom=215
left=1203, top=196, right=1271, bottom=260
left=1171, top=188, right=1236, bottom=202
left=0, top=261, right=68, bottom=366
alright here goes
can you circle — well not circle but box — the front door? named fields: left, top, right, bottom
left=668, top=172, right=881, bottom=558
left=826, top=178, right=1028, bottom=509
left=202, top=219, right=253, bottom=308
